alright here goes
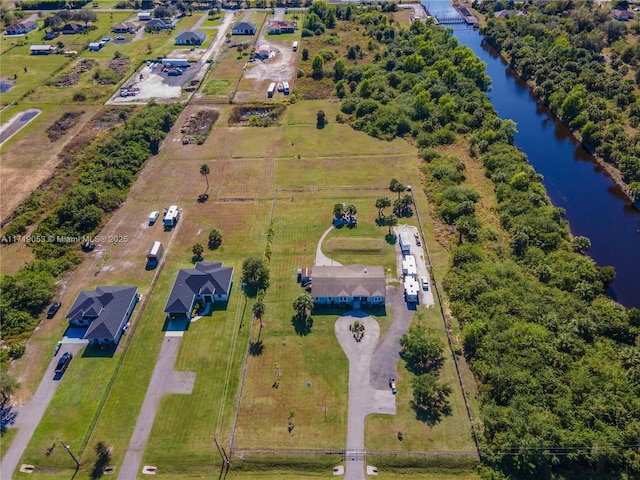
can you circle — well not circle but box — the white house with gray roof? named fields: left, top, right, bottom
left=311, top=265, right=386, bottom=307
left=66, top=286, right=139, bottom=345
left=164, top=262, right=233, bottom=318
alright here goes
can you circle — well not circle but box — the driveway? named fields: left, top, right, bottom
left=118, top=334, right=195, bottom=480
left=0, top=341, right=86, bottom=479
left=395, top=224, right=435, bottom=307
left=0, top=108, right=41, bottom=146
left=315, top=226, right=342, bottom=266
left=335, top=314, right=396, bottom=480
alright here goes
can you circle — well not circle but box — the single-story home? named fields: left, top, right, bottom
left=611, top=8, right=634, bottom=21
left=66, top=286, right=139, bottom=345
left=255, top=44, right=270, bottom=59
left=146, top=18, right=174, bottom=30
left=164, top=261, right=233, bottom=318
left=175, top=29, right=206, bottom=45
left=112, top=21, right=138, bottom=33
left=62, top=22, right=84, bottom=34
left=311, top=265, right=386, bottom=308
left=232, top=21, right=256, bottom=35
left=5, top=17, right=37, bottom=35
left=267, top=20, right=296, bottom=34
left=30, top=44, right=55, bottom=55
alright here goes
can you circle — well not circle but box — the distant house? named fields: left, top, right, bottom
left=175, top=29, right=206, bottom=45
left=112, top=21, right=138, bottom=33
left=44, top=30, right=57, bottom=40
left=5, top=17, right=37, bottom=36
left=267, top=20, right=296, bottom=34
left=494, top=9, right=524, bottom=19
left=254, top=44, right=270, bottom=59
left=611, top=8, right=634, bottom=21
left=138, top=11, right=152, bottom=21
left=30, top=44, right=55, bottom=55
left=231, top=21, right=256, bottom=35
left=62, top=22, right=84, bottom=34
left=66, top=286, right=139, bottom=345
left=311, top=265, right=386, bottom=308
left=164, top=262, right=234, bottom=318
left=146, top=18, right=173, bottom=30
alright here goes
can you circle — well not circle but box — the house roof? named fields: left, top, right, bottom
left=147, top=18, right=171, bottom=27
left=63, top=22, right=83, bottom=31
left=311, top=265, right=386, bottom=299
left=30, top=45, right=54, bottom=50
left=494, top=9, right=523, bottom=18
left=164, top=262, right=233, bottom=315
left=611, top=8, right=634, bottom=19
left=66, top=286, right=138, bottom=340
left=7, top=18, right=37, bottom=31
left=113, top=21, right=137, bottom=30
left=175, top=30, right=206, bottom=42
left=233, top=21, right=256, bottom=31
left=268, top=20, right=296, bottom=29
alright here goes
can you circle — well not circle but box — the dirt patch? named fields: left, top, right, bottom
left=94, top=58, right=132, bottom=85
left=181, top=109, right=220, bottom=145
left=91, top=106, right=137, bottom=130
left=46, top=111, right=84, bottom=142
left=53, top=59, right=96, bottom=87
left=228, top=103, right=286, bottom=126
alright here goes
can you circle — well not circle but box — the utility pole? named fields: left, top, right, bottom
left=60, top=441, right=81, bottom=470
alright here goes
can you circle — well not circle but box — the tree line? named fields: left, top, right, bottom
left=312, top=5, right=640, bottom=478
left=0, top=103, right=183, bottom=368
left=478, top=1, right=640, bottom=201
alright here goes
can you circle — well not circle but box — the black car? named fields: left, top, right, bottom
left=82, top=241, right=95, bottom=252
left=55, top=352, right=73, bottom=374
left=47, top=301, right=62, bottom=318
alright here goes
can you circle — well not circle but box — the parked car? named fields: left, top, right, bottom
left=149, top=210, right=159, bottom=225
left=55, top=352, right=73, bottom=375
left=47, top=301, right=62, bottom=318
left=389, top=378, right=397, bottom=395
left=82, top=241, right=95, bottom=252
left=421, top=276, right=429, bottom=291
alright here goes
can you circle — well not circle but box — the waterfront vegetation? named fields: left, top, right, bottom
left=314, top=6, right=640, bottom=479
left=477, top=0, right=640, bottom=198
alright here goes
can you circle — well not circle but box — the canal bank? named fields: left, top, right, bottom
left=422, top=0, right=640, bottom=308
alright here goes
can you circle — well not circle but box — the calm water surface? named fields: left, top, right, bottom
left=423, top=1, right=640, bottom=307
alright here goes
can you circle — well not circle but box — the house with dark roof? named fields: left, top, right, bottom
left=232, top=21, right=256, bottom=35
left=66, top=286, right=139, bottom=345
left=175, top=29, right=206, bottom=45
left=311, top=265, right=386, bottom=308
left=267, top=20, right=296, bottom=34
left=164, top=262, right=233, bottom=318
left=5, top=17, right=37, bottom=36
left=494, top=9, right=524, bottom=19
left=62, top=22, right=84, bottom=34
left=146, top=18, right=174, bottom=30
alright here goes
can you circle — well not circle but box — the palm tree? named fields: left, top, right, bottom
left=200, top=164, right=211, bottom=192
left=386, top=214, right=398, bottom=235
left=375, top=197, right=391, bottom=218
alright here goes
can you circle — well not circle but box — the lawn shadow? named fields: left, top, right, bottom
left=291, top=314, right=313, bottom=336
left=0, top=403, right=18, bottom=433
left=82, top=343, right=116, bottom=358
left=249, top=339, right=264, bottom=356
left=162, top=316, right=191, bottom=332
left=413, top=403, right=449, bottom=427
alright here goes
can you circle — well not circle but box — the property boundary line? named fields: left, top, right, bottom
left=411, top=189, right=482, bottom=460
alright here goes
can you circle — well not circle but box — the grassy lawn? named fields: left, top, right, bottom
left=5, top=97, right=479, bottom=479
left=0, top=429, right=17, bottom=460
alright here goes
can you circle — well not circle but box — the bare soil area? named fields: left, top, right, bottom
left=53, top=59, right=96, bottom=87
left=181, top=108, right=220, bottom=144
left=45, top=111, right=84, bottom=142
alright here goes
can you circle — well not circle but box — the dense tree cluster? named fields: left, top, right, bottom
left=478, top=2, right=640, bottom=191
left=0, top=103, right=182, bottom=363
left=330, top=7, right=640, bottom=478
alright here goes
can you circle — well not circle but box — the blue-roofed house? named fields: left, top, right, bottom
left=164, top=262, right=233, bottom=318
left=66, top=286, right=139, bottom=345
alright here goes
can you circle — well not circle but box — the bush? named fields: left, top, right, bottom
left=301, top=28, right=314, bottom=37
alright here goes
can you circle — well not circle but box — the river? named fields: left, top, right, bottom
left=423, top=1, right=640, bottom=308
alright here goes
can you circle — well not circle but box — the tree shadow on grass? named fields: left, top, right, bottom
left=0, top=403, right=17, bottom=434
left=249, top=339, right=264, bottom=356
left=291, top=314, right=313, bottom=336
left=412, top=402, right=451, bottom=427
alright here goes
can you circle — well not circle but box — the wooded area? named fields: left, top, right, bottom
left=321, top=5, right=640, bottom=478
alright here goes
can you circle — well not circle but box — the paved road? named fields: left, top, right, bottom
left=315, top=226, right=342, bottom=266
left=118, top=334, right=195, bottom=480
left=0, top=341, right=86, bottom=479
left=0, top=108, right=41, bottom=146
left=335, top=314, right=396, bottom=480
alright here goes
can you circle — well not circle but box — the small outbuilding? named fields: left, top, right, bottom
left=88, top=41, right=104, bottom=51
left=30, top=45, right=55, bottom=55
left=138, top=11, right=152, bottom=21
left=147, top=241, right=163, bottom=264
